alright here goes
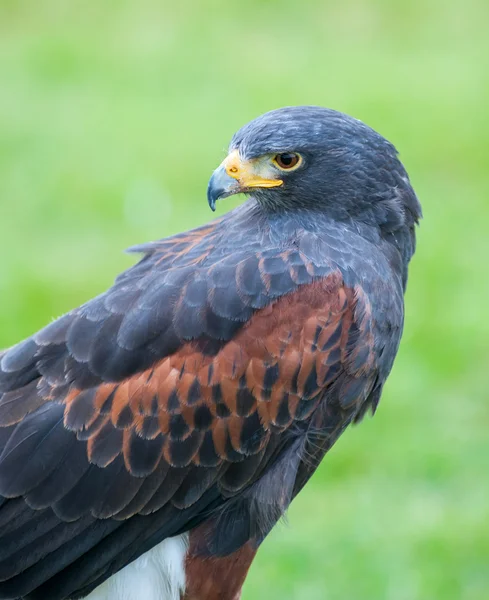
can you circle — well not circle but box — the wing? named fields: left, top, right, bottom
left=0, top=221, right=380, bottom=600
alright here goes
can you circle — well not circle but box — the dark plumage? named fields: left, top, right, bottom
left=0, top=106, right=421, bottom=599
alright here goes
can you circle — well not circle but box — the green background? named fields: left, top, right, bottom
left=1, top=1, right=488, bottom=598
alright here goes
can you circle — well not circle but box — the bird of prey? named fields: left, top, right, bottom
left=0, top=106, right=421, bottom=600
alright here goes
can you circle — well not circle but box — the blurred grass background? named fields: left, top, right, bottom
left=1, top=1, right=488, bottom=598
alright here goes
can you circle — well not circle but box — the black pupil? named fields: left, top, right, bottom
left=278, top=153, right=297, bottom=167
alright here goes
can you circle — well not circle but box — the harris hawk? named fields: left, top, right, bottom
left=0, top=106, right=421, bottom=600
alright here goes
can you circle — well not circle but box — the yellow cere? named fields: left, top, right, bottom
left=222, top=150, right=283, bottom=189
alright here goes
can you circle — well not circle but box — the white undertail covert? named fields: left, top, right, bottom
left=85, top=533, right=189, bottom=600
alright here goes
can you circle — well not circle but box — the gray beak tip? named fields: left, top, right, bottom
left=207, top=166, right=239, bottom=211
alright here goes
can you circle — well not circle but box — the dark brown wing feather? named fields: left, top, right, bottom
left=0, top=223, right=378, bottom=599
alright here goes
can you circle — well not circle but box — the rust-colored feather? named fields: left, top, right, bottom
left=0, top=253, right=380, bottom=599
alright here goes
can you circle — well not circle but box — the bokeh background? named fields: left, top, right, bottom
left=1, top=1, right=488, bottom=598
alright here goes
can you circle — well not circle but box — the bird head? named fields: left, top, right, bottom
left=207, top=106, right=421, bottom=236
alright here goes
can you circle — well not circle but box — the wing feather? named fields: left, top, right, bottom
left=0, top=221, right=381, bottom=599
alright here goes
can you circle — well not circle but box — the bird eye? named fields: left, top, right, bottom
left=273, top=152, right=302, bottom=171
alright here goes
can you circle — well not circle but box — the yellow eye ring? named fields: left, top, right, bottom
left=272, top=152, right=303, bottom=171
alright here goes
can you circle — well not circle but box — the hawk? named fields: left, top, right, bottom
left=0, top=106, right=421, bottom=600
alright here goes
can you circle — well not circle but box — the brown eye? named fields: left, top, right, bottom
left=273, top=152, right=302, bottom=170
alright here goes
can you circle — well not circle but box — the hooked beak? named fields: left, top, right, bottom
left=207, top=166, right=240, bottom=211
left=207, top=149, right=283, bottom=211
